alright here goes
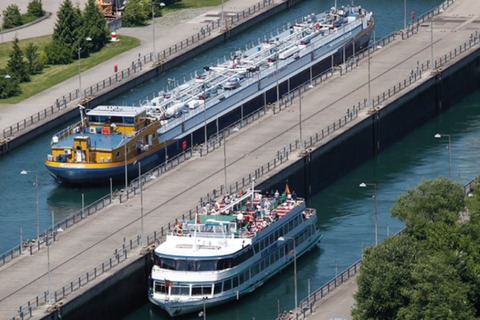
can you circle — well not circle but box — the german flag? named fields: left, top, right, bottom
left=165, top=279, right=172, bottom=288
left=285, top=183, right=291, bottom=195
left=196, top=214, right=201, bottom=224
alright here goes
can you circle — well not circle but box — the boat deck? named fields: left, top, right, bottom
left=53, top=130, right=128, bottom=150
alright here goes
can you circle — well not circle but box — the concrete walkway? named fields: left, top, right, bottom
left=0, top=0, right=479, bottom=319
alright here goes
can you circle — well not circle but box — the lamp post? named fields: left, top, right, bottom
left=431, top=16, right=434, bottom=69
left=20, top=170, right=39, bottom=242
left=77, top=37, right=92, bottom=100
left=278, top=236, right=297, bottom=315
left=359, top=182, right=378, bottom=246
left=151, top=2, right=166, bottom=63
left=47, top=210, right=54, bottom=305
left=137, top=161, right=145, bottom=247
left=404, top=0, right=407, bottom=30
left=299, top=94, right=303, bottom=151
left=434, top=133, right=452, bottom=179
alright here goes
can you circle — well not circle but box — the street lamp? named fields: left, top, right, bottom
left=78, top=37, right=92, bottom=100
left=359, top=182, right=378, bottom=246
left=278, top=236, right=297, bottom=315
left=434, top=133, right=452, bottom=179
left=404, top=0, right=407, bottom=30
left=137, top=161, right=145, bottom=247
left=299, top=94, right=303, bottom=151
left=152, top=2, right=166, bottom=63
left=20, top=170, right=39, bottom=242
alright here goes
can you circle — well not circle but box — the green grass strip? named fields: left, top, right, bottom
left=0, top=35, right=140, bottom=103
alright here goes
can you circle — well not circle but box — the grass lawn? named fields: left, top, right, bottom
left=0, top=35, right=140, bottom=104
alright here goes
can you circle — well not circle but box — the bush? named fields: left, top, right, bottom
left=45, top=42, right=73, bottom=64
left=2, top=4, right=22, bottom=29
left=27, top=0, right=45, bottom=18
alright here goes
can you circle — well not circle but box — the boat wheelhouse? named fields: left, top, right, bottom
left=148, top=188, right=323, bottom=317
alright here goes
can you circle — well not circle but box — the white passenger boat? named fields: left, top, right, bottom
left=148, top=187, right=323, bottom=317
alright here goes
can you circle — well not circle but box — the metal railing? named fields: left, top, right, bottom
left=1, top=0, right=275, bottom=142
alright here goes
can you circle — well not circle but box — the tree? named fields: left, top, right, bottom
left=397, top=253, right=475, bottom=320
left=24, top=43, right=44, bottom=74
left=6, top=37, right=30, bottom=82
left=0, top=73, right=21, bottom=99
left=52, top=0, right=83, bottom=61
left=122, top=0, right=151, bottom=27
left=354, top=177, right=480, bottom=319
left=353, top=234, right=420, bottom=320
left=391, top=177, right=464, bottom=240
left=27, top=0, right=45, bottom=18
left=2, top=4, right=22, bottom=29
left=81, top=0, right=110, bottom=53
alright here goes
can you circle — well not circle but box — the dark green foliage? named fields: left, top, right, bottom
left=122, top=0, right=151, bottom=27
left=81, top=0, right=110, bottom=53
left=0, top=72, right=21, bottom=99
left=44, top=42, right=73, bottom=64
left=2, top=4, right=22, bottom=29
left=27, top=0, right=45, bottom=18
left=353, top=235, right=420, bottom=320
left=391, top=177, right=464, bottom=239
left=353, top=177, right=480, bottom=320
left=6, top=37, right=30, bottom=82
left=52, top=0, right=82, bottom=60
left=397, top=253, right=475, bottom=320
left=24, top=43, right=44, bottom=74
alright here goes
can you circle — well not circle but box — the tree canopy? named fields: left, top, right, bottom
left=353, top=177, right=480, bottom=320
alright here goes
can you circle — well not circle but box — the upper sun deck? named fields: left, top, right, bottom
left=155, top=189, right=311, bottom=259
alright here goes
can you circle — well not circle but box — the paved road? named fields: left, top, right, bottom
left=0, top=0, right=479, bottom=319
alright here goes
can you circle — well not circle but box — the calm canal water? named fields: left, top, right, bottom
left=0, top=0, right=456, bottom=318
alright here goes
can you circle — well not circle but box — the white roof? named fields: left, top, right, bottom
left=87, top=105, right=146, bottom=117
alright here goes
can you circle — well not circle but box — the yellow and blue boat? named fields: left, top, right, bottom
left=45, top=106, right=172, bottom=184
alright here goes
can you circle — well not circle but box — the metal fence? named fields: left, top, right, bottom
left=1, top=0, right=275, bottom=141
left=277, top=260, right=362, bottom=320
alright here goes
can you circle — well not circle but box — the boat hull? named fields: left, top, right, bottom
left=45, top=144, right=167, bottom=184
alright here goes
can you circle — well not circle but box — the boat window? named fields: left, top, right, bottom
left=214, top=282, right=222, bottom=294
left=154, top=282, right=168, bottom=294
left=110, top=116, right=123, bottom=123
left=224, top=279, right=232, bottom=291
left=232, top=276, right=239, bottom=288
left=175, top=260, right=195, bottom=271
left=171, top=285, right=189, bottom=296
left=115, top=151, right=120, bottom=159
left=196, top=260, right=217, bottom=271
left=123, top=116, right=135, bottom=124
left=192, top=285, right=212, bottom=295
left=159, top=258, right=176, bottom=270
left=251, top=264, right=259, bottom=276
left=239, top=273, right=245, bottom=285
